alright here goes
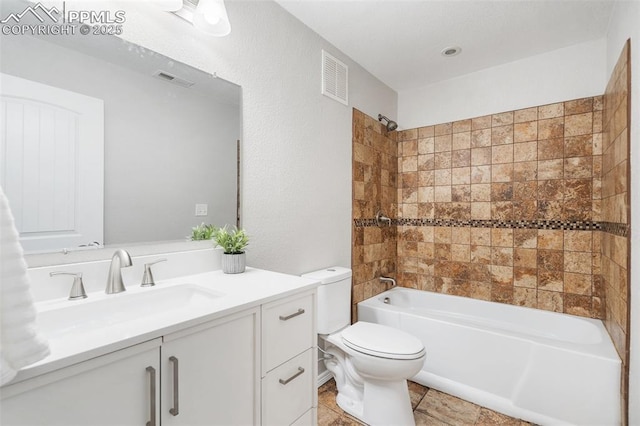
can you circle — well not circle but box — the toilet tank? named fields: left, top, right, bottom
left=301, top=266, right=352, bottom=334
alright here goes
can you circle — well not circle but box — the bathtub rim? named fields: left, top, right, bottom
left=357, top=287, right=621, bottom=362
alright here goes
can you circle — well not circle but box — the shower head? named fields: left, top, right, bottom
left=378, top=114, right=398, bottom=132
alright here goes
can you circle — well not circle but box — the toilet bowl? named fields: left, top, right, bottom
left=334, top=321, right=426, bottom=379
left=301, top=267, right=426, bottom=426
left=321, top=321, right=426, bottom=425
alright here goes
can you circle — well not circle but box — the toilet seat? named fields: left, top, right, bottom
left=341, top=322, right=425, bottom=360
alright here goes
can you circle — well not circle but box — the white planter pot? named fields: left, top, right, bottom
left=221, top=252, right=246, bottom=274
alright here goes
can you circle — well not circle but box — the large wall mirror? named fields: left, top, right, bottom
left=0, top=14, right=241, bottom=254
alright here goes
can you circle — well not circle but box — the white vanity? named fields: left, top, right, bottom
left=0, top=261, right=319, bottom=426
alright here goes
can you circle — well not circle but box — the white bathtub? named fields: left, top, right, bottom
left=358, top=288, right=621, bottom=426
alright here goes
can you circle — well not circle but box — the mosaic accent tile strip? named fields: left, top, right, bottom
left=354, top=218, right=380, bottom=227
left=354, top=218, right=629, bottom=237
left=600, top=222, right=629, bottom=237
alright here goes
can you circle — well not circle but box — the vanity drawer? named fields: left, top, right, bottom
left=262, top=349, right=313, bottom=426
left=262, top=292, right=314, bottom=374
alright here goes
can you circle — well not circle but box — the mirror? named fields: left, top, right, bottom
left=0, top=21, right=241, bottom=253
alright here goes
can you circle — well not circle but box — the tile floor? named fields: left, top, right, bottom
left=317, top=379, right=531, bottom=425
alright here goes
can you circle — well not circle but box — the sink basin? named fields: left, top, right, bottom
left=36, top=284, right=225, bottom=358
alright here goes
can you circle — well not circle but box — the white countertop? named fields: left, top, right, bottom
left=8, top=268, right=319, bottom=385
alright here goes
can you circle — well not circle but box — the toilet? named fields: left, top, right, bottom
left=302, top=267, right=426, bottom=426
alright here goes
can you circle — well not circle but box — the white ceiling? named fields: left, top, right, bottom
left=275, top=0, right=615, bottom=92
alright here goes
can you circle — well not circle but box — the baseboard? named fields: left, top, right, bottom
left=317, top=369, right=333, bottom=388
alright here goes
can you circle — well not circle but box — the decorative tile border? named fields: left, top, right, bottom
left=354, top=218, right=380, bottom=227
left=354, top=217, right=629, bottom=237
left=600, top=221, right=630, bottom=237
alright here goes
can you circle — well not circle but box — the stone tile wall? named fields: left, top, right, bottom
left=394, top=96, right=604, bottom=318
left=601, top=40, right=631, bottom=422
left=351, top=109, right=398, bottom=321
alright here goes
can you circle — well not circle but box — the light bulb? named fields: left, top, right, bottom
left=193, top=0, right=230, bottom=36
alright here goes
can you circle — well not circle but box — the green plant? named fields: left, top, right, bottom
left=191, top=223, right=216, bottom=241
left=213, top=226, right=249, bottom=254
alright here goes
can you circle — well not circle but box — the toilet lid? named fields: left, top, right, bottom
left=341, top=322, right=425, bottom=360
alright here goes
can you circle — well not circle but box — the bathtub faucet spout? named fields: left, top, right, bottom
left=379, top=276, right=396, bottom=289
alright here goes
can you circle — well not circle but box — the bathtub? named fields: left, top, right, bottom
left=358, top=288, right=621, bottom=426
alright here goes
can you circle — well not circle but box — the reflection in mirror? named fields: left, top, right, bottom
left=0, top=25, right=241, bottom=254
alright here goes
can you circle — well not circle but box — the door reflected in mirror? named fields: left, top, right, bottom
left=0, top=30, right=241, bottom=254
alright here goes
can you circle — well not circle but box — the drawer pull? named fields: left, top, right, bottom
left=279, top=367, right=305, bottom=385
left=279, top=308, right=305, bottom=321
left=146, top=366, right=157, bottom=426
left=169, top=356, right=179, bottom=416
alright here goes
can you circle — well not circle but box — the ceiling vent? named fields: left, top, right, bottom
left=322, top=50, right=348, bottom=105
left=152, top=70, right=194, bottom=88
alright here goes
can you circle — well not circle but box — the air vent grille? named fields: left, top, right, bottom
left=152, top=70, right=194, bottom=88
left=322, top=50, right=348, bottom=105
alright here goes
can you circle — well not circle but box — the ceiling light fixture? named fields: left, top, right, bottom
left=441, top=46, right=462, bottom=57
left=173, top=0, right=231, bottom=36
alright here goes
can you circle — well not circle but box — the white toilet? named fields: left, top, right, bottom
left=302, top=267, right=426, bottom=426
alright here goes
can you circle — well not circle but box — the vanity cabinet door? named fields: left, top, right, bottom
left=162, top=307, right=260, bottom=426
left=0, top=339, right=161, bottom=426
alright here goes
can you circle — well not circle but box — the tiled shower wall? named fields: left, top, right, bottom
left=352, top=111, right=398, bottom=322
left=392, top=96, right=605, bottom=318
left=353, top=90, right=628, bottom=321
left=601, top=40, right=631, bottom=418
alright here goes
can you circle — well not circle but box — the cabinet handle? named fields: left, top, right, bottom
left=279, top=308, right=305, bottom=321
left=146, top=366, right=156, bottom=426
left=169, top=356, right=180, bottom=416
left=279, top=367, right=305, bottom=385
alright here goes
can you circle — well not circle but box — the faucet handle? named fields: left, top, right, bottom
left=50, top=272, right=87, bottom=300
left=141, top=259, right=167, bottom=287
left=375, top=210, right=392, bottom=227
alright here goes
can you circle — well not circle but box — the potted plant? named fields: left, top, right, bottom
left=190, top=223, right=215, bottom=241
left=213, top=226, right=249, bottom=274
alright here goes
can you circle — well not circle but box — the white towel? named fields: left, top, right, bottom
left=0, top=186, right=50, bottom=386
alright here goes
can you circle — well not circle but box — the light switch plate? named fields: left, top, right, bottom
left=195, top=204, right=208, bottom=216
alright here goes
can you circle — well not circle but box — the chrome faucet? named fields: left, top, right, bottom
left=379, top=276, right=397, bottom=289
left=106, top=249, right=133, bottom=294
